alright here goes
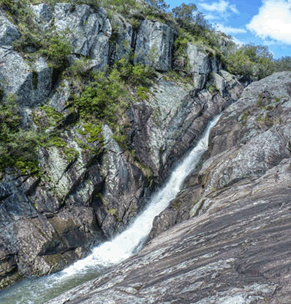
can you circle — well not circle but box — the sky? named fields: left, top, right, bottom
left=165, top=0, right=291, bottom=59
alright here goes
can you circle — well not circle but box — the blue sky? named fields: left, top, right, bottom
left=166, top=0, right=291, bottom=59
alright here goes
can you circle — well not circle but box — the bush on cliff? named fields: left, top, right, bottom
left=0, top=96, right=41, bottom=174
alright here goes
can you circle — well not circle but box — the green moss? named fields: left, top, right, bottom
left=136, top=86, right=151, bottom=100
left=240, top=110, right=250, bottom=122
left=96, top=193, right=108, bottom=206
left=108, top=208, right=116, bottom=216
left=82, top=123, right=104, bottom=143
left=63, top=147, right=79, bottom=163
left=38, top=105, right=64, bottom=128
left=74, top=137, right=93, bottom=151
left=206, top=84, right=218, bottom=93
left=46, top=136, right=67, bottom=148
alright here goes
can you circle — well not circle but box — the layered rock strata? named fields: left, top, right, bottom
left=47, top=71, right=291, bottom=304
left=0, top=2, right=243, bottom=287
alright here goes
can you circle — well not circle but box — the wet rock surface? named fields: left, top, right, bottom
left=46, top=72, right=291, bottom=304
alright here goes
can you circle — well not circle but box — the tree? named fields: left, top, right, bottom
left=172, top=3, right=197, bottom=23
left=226, top=44, right=275, bottom=79
left=273, top=56, right=291, bottom=72
left=145, top=0, right=170, bottom=11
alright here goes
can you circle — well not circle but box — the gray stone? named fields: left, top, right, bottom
left=211, top=72, right=225, bottom=96
left=46, top=156, right=291, bottom=303
left=187, top=43, right=221, bottom=89
left=0, top=48, right=52, bottom=107
left=53, top=3, right=112, bottom=71
left=31, top=4, right=53, bottom=23
left=134, top=20, right=175, bottom=71
left=96, top=125, right=146, bottom=238
left=0, top=14, right=20, bottom=46
left=110, top=15, right=133, bottom=62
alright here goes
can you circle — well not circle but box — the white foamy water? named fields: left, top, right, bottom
left=0, top=115, right=221, bottom=304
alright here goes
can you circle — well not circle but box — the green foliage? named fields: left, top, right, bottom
left=2, top=0, right=71, bottom=70
left=105, top=0, right=137, bottom=14
left=145, top=0, right=170, bottom=11
left=41, top=33, right=72, bottom=69
left=108, top=208, right=116, bottom=216
left=240, top=110, right=250, bottom=123
left=207, top=84, right=218, bottom=93
left=227, top=49, right=254, bottom=77
left=136, top=86, right=151, bottom=100
left=114, top=58, right=156, bottom=86
left=0, top=99, right=41, bottom=174
left=75, top=70, right=127, bottom=121
left=172, top=3, right=197, bottom=23
left=77, top=122, right=104, bottom=143
left=226, top=43, right=274, bottom=79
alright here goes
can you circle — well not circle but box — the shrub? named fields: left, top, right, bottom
left=0, top=99, right=41, bottom=174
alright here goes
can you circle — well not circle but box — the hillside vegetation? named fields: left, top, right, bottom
left=0, top=0, right=290, bottom=175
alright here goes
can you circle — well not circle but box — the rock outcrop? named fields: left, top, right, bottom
left=46, top=71, right=291, bottom=304
left=54, top=4, right=112, bottom=71
left=134, top=19, right=175, bottom=71
left=187, top=44, right=219, bottom=89
left=0, top=1, right=243, bottom=289
left=0, top=12, right=52, bottom=107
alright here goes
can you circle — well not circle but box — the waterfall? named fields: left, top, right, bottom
left=0, top=114, right=221, bottom=304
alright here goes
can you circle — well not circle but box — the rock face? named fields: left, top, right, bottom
left=187, top=43, right=221, bottom=90
left=54, top=4, right=112, bottom=71
left=0, top=1, right=244, bottom=289
left=46, top=71, right=291, bottom=304
left=134, top=19, right=175, bottom=71
left=0, top=13, right=20, bottom=45
left=0, top=12, right=52, bottom=107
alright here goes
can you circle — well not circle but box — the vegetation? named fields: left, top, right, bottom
left=1, top=0, right=72, bottom=71
left=1, top=0, right=291, bottom=176
left=73, top=59, right=156, bottom=148
left=0, top=97, right=41, bottom=174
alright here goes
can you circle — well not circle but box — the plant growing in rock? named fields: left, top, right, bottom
left=0, top=98, right=41, bottom=174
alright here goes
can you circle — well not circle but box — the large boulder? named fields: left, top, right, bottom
left=54, top=3, right=112, bottom=71
left=0, top=13, right=20, bottom=46
left=0, top=13, right=52, bottom=107
left=0, top=48, right=52, bottom=107
left=31, top=3, right=53, bottom=24
left=128, top=71, right=243, bottom=178
left=187, top=43, right=221, bottom=89
left=92, top=125, right=148, bottom=238
left=134, top=20, right=175, bottom=71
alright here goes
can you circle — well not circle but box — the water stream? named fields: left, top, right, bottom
left=0, top=115, right=221, bottom=304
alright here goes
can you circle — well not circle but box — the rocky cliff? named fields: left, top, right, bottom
left=0, top=2, right=243, bottom=288
left=47, top=71, right=291, bottom=304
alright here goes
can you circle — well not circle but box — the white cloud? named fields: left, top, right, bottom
left=216, top=23, right=247, bottom=34
left=229, top=4, right=239, bottom=14
left=200, top=0, right=239, bottom=14
left=246, top=0, right=291, bottom=44
left=204, top=14, right=217, bottom=20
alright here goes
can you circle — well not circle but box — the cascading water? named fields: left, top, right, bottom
left=0, top=115, right=221, bottom=304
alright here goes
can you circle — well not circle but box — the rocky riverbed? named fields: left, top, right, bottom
left=47, top=71, right=291, bottom=304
